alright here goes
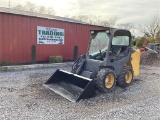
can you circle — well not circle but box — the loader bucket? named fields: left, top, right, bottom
left=44, top=69, right=96, bottom=102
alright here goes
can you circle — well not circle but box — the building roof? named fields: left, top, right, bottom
left=0, top=7, right=105, bottom=27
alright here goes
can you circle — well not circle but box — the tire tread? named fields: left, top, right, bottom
left=117, top=66, right=133, bottom=87
left=96, top=68, right=116, bottom=93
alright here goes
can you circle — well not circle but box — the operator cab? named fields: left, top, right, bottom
left=88, top=31, right=109, bottom=60
left=88, top=29, right=131, bottom=61
left=110, top=30, right=131, bottom=60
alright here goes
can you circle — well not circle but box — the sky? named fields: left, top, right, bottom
left=0, top=0, right=160, bottom=36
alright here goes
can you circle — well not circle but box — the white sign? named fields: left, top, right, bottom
left=37, top=26, right=64, bottom=44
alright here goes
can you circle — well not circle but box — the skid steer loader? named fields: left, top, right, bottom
left=44, top=28, right=140, bottom=102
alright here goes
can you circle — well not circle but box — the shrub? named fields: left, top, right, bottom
left=31, top=44, right=36, bottom=64
left=53, top=56, right=57, bottom=63
left=136, top=37, right=145, bottom=48
left=49, top=56, right=63, bottom=63
left=0, top=60, right=9, bottom=66
left=148, top=37, right=155, bottom=43
left=73, top=45, right=78, bottom=60
left=136, top=40, right=143, bottom=48
left=49, top=56, right=54, bottom=63
left=132, top=40, right=136, bottom=46
left=56, top=56, right=63, bottom=63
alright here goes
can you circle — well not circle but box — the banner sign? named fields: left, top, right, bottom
left=37, top=26, right=64, bottom=44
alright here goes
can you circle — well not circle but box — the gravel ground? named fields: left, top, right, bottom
left=140, top=50, right=160, bottom=67
left=0, top=65, right=160, bottom=120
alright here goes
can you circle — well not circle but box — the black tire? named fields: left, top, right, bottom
left=117, top=66, right=133, bottom=87
left=95, top=68, right=116, bottom=93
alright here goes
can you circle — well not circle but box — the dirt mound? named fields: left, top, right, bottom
left=140, top=50, right=160, bottom=66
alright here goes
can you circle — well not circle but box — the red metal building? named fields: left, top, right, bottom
left=0, top=7, right=107, bottom=64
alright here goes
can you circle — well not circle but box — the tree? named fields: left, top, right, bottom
left=68, top=15, right=100, bottom=25
left=138, top=15, right=160, bottom=39
left=12, top=1, right=55, bottom=15
left=38, top=6, right=46, bottom=14
left=135, top=37, right=146, bottom=48
left=156, top=30, right=160, bottom=38
left=132, top=40, right=136, bottom=46
left=99, top=21, right=110, bottom=27
left=13, top=4, right=24, bottom=10
left=97, top=17, right=118, bottom=27
left=107, top=17, right=118, bottom=27
left=25, top=1, right=36, bottom=12
left=46, top=7, right=56, bottom=15
left=117, top=23, right=134, bottom=30
left=65, top=15, right=118, bottom=27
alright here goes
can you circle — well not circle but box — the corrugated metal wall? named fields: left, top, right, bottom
left=0, top=13, right=107, bottom=64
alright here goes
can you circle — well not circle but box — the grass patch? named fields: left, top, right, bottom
left=0, top=60, right=9, bottom=66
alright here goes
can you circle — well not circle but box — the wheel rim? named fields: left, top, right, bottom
left=125, top=71, right=132, bottom=84
left=105, top=74, right=115, bottom=89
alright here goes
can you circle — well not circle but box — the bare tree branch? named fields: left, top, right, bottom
left=117, top=23, right=134, bottom=30
left=25, top=1, right=36, bottom=12
left=137, top=15, right=160, bottom=38
left=66, top=15, right=118, bottom=27
left=46, top=7, right=55, bottom=15
left=13, top=4, right=24, bottom=10
left=38, top=6, right=46, bottom=14
left=12, top=1, right=55, bottom=15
